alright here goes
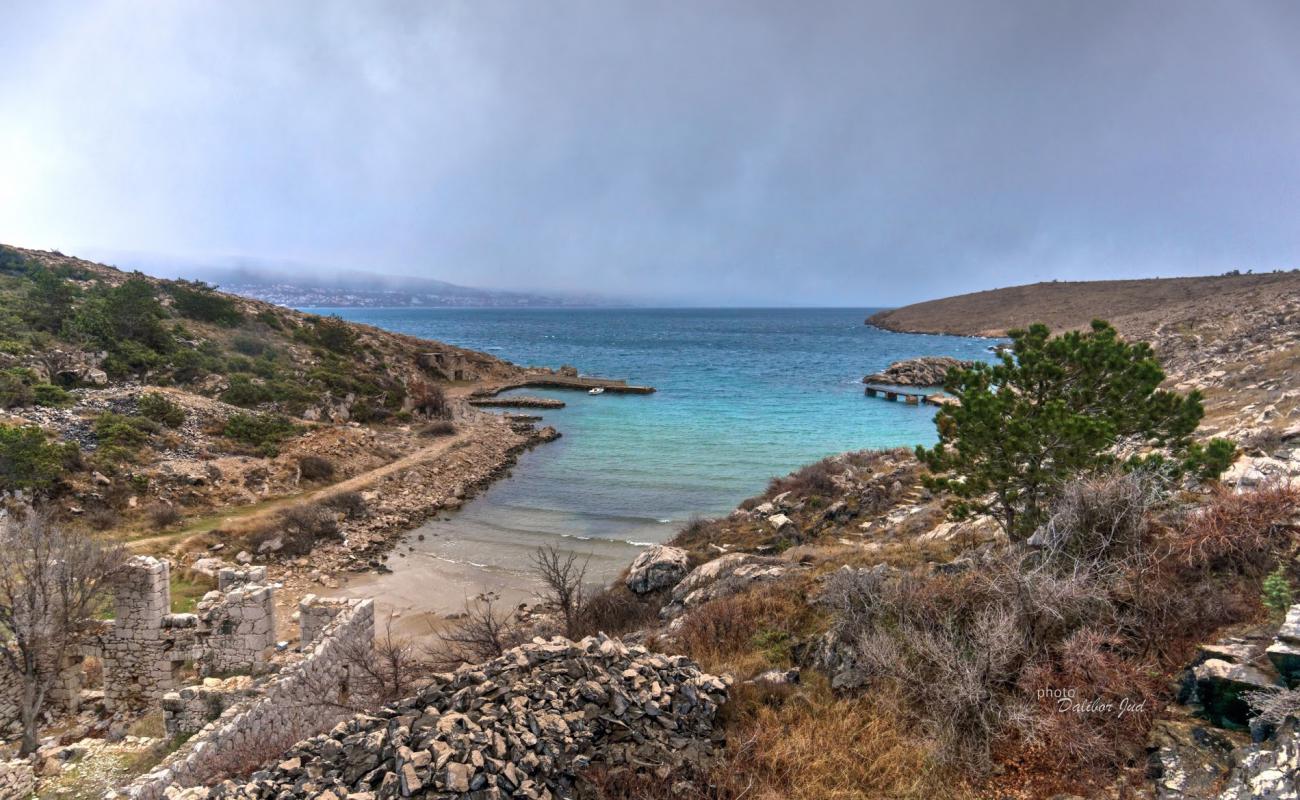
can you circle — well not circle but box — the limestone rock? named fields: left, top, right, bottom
left=863, top=356, right=972, bottom=387
left=660, top=553, right=796, bottom=619
left=625, top=545, right=690, bottom=594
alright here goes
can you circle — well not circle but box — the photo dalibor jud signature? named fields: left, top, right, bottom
left=1039, top=688, right=1148, bottom=718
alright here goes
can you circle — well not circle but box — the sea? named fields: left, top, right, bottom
left=319, top=307, right=994, bottom=615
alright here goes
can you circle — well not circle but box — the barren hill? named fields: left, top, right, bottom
left=867, top=272, right=1300, bottom=339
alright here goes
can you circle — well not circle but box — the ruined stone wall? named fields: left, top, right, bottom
left=116, top=597, right=375, bottom=800
left=101, top=557, right=178, bottom=709
left=0, top=758, right=35, bottom=798
left=198, top=569, right=276, bottom=676
left=95, top=558, right=278, bottom=711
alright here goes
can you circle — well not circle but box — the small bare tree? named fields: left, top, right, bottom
left=427, top=592, right=525, bottom=669
left=531, top=545, right=589, bottom=637
left=0, top=511, right=125, bottom=754
left=337, top=614, right=427, bottom=709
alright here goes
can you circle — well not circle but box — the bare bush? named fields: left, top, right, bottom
left=0, top=511, right=126, bottom=754
left=296, top=455, right=335, bottom=482
left=411, top=381, right=452, bottom=420
left=419, top=420, right=456, bottom=437
left=252, top=503, right=340, bottom=556
left=532, top=545, right=589, bottom=637
left=820, top=554, right=1114, bottom=772
left=1031, top=471, right=1159, bottom=575
left=1172, top=483, right=1298, bottom=575
left=1245, top=686, right=1300, bottom=727
left=84, top=506, right=121, bottom=531
left=427, top=593, right=525, bottom=669
left=146, top=503, right=182, bottom=528
left=322, top=490, right=366, bottom=519
left=340, top=615, right=427, bottom=709
left=575, top=586, right=659, bottom=638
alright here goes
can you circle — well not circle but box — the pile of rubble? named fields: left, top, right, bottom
left=193, top=634, right=728, bottom=800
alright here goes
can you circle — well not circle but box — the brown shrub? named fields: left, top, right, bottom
left=582, top=678, right=952, bottom=800
left=411, top=381, right=452, bottom=419
left=250, top=503, right=340, bottom=556
left=1017, top=628, right=1162, bottom=776
left=84, top=506, right=121, bottom=531
left=674, top=580, right=819, bottom=676
left=1171, top=484, right=1298, bottom=575
left=146, top=503, right=182, bottom=528
left=296, top=454, right=335, bottom=481
left=419, top=420, right=456, bottom=437
left=323, top=490, right=366, bottom=519
left=574, top=585, right=659, bottom=638
left=767, top=458, right=840, bottom=498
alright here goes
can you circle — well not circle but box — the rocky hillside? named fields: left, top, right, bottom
left=873, top=271, right=1300, bottom=445
left=867, top=271, right=1300, bottom=339
left=0, top=244, right=556, bottom=544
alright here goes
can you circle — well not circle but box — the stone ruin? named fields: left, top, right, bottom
left=0, top=556, right=278, bottom=738
left=99, top=558, right=278, bottom=711
left=418, top=349, right=484, bottom=383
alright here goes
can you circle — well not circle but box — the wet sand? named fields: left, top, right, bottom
left=331, top=503, right=645, bottom=638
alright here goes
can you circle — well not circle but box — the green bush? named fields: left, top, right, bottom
left=306, top=315, right=357, bottom=354
left=72, top=276, right=173, bottom=358
left=1263, top=565, right=1294, bottom=617
left=169, top=348, right=220, bottom=383
left=138, top=392, right=186, bottom=427
left=32, top=384, right=72, bottom=407
left=918, top=320, right=1233, bottom=540
left=167, top=281, right=242, bottom=326
left=0, top=368, right=35, bottom=408
left=23, top=266, right=78, bottom=333
left=220, top=375, right=272, bottom=407
left=0, top=424, right=76, bottom=491
left=232, top=332, right=270, bottom=356
left=0, top=246, right=29, bottom=275
left=223, top=412, right=297, bottom=456
left=93, top=413, right=158, bottom=450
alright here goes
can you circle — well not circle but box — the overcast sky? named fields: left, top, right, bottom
left=2, top=1, right=1298, bottom=306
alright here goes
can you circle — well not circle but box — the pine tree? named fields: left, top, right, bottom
left=917, top=320, right=1233, bottom=540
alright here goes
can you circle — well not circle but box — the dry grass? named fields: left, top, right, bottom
left=716, top=681, right=955, bottom=800
left=671, top=578, right=822, bottom=677
left=1171, top=483, right=1298, bottom=575
left=582, top=678, right=956, bottom=800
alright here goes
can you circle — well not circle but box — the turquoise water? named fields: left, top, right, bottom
left=326, top=308, right=992, bottom=563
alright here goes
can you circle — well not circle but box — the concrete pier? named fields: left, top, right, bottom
left=863, top=384, right=953, bottom=408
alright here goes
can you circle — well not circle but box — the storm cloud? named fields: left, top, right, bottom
left=2, top=1, right=1298, bottom=305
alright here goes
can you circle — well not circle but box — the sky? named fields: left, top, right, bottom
left=2, top=1, right=1299, bottom=306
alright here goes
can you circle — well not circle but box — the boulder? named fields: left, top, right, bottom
left=863, top=356, right=972, bottom=387
left=1145, top=715, right=1246, bottom=800
left=660, top=553, right=796, bottom=619
left=1219, top=718, right=1300, bottom=800
left=1266, top=604, right=1300, bottom=687
left=1193, top=659, right=1280, bottom=729
left=767, top=513, right=796, bottom=534
left=625, top=545, right=690, bottom=594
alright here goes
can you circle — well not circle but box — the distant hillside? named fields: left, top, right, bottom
left=95, top=251, right=603, bottom=309
left=867, top=272, right=1300, bottom=338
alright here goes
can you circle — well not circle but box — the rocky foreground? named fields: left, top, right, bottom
left=180, top=635, right=728, bottom=800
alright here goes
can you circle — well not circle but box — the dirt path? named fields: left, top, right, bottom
left=128, top=421, right=481, bottom=555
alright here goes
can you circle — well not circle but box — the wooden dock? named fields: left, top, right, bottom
left=864, top=385, right=954, bottom=407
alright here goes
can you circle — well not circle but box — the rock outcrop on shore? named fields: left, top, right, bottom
left=192, top=635, right=728, bottom=800
left=863, top=356, right=972, bottom=387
